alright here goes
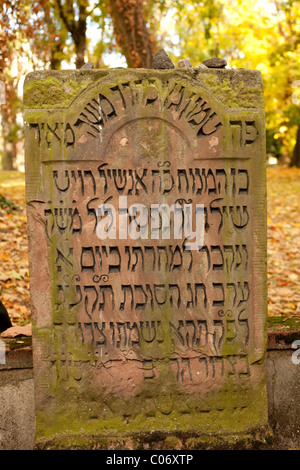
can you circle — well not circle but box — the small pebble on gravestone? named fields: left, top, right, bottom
left=152, top=49, right=175, bottom=69
left=201, top=58, right=227, bottom=68
left=80, top=62, right=94, bottom=69
left=178, top=58, right=192, bottom=68
left=196, top=63, right=208, bottom=70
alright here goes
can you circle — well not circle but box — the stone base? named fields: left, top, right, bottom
left=34, top=427, right=273, bottom=450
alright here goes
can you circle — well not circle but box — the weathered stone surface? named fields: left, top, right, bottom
left=24, top=68, right=268, bottom=448
left=202, top=58, right=227, bottom=68
left=178, top=58, right=192, bottom=68
left=152, top=49, right=175, bottom=69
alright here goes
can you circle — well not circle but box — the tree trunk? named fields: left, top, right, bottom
left=73, top=8, right=87, bottom=69
left=74, top=35, right=86, bottom=69
left=50, top=46, right=63, bottom=70
left=108, top=0, right=155, bottom=68
left=55, top=0, right=87, bottom=69
left=290, top=124, right=300, bottom=168
left=1, top=111, right=15, bottom=170
left=2, top=142, right=15, bottom=170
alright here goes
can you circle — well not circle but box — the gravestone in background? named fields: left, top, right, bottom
left=24, top=67, right=269, bottom=448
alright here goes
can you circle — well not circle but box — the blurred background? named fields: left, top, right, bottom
left=0, top=0, right=299, bottom=328
left=2, top=0, right=300, bottom=170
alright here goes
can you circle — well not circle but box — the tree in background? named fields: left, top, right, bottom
left=263, top=0, right=300, bottom=168
left=39, top=2, right=70, bottom=70
left=0, top=0, right=45, bottom=169
left=47, top=0, right=159, bottom=68
left=165, top=0, right=300, bottom=167
left=54, top=0, right=89, bottom=69
left=1, top=0, right=300, bottom=167
left=273, top=0, right=300, bottom=168
left=108, top=0, right=156, bottom=68
left=0, top=0, right=159, bottom=169
left=0, top=0, right=75, bottom=169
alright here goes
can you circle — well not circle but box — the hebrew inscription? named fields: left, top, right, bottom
left=25, top=69, right=268, bottom=440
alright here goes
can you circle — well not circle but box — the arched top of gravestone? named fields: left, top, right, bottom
left=23, top=68, right=264, bottom=164
left=64, top=69, right=228, bottom=162
left=24, top=68, right=264, bottom=111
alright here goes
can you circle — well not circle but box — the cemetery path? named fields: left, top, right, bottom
left=0, top=167, right=299, bottom=328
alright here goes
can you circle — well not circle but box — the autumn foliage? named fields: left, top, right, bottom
left=0, top=1, right=300, bottom=327
left=108, top=0, right=156, bottom=68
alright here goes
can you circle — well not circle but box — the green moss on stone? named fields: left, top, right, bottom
left=24, top=71, right=107, bottom=108
left=34, top=426, right=273, bottom=450
left=25, top=66, right=268, bottom=450
left=33, top=363, right=267, bottom=446
left=23, top=68, right=264, bottom=110
left=199, top=70, right=264, bottom=109
left=268, top=316, right=300, bottom=330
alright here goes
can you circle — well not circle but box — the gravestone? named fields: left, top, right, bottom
left=24, top=67, right=269, bottom=449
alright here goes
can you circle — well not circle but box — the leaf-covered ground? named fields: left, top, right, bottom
left=0, top=172, right=30, bottom=325
left=0, top=167, right=299, bottom=327
left=267, top=167, right=300, bottom=321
